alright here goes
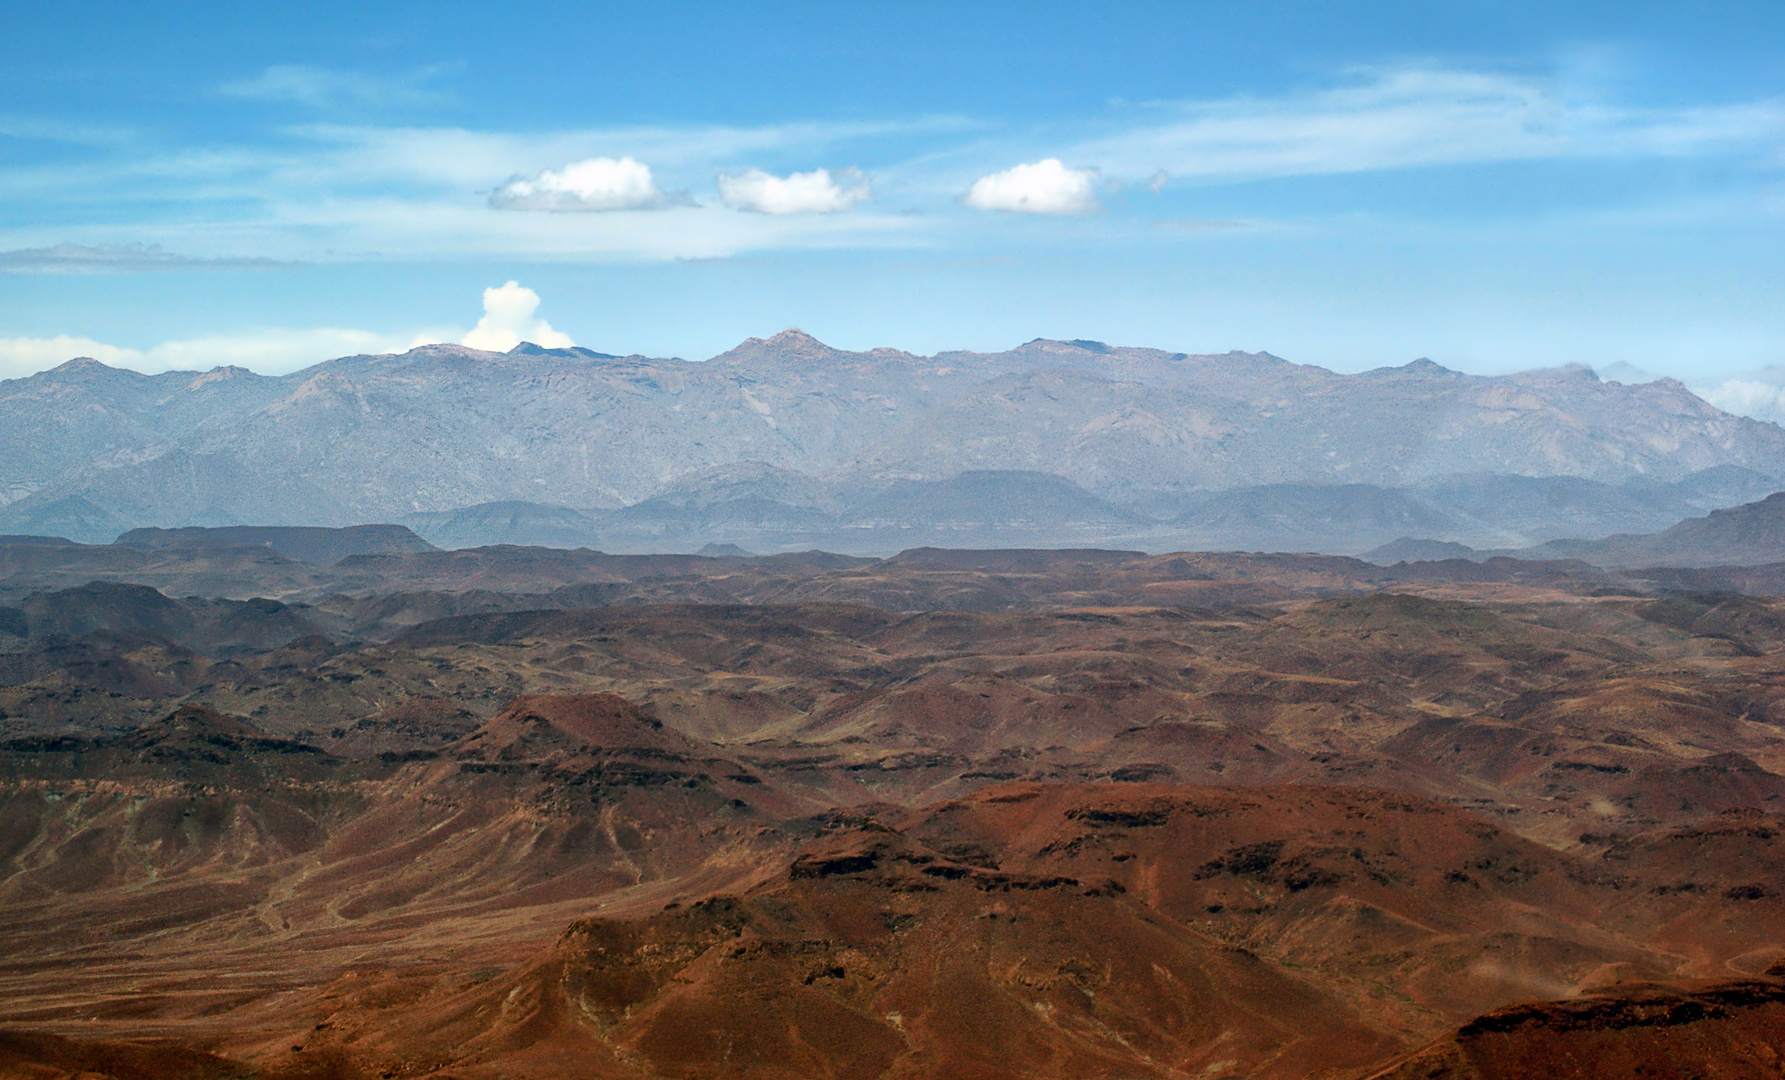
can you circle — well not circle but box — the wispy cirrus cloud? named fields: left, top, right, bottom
left=219, top=64, right=451, bottom=112
left=0, top=116, right=137, bottom=147
left=271, top=195, right=922, bottom=260
left=0, top=243, right=284, bottom=273
left=1070, top=66, right=1785, bottom=183
left=0, top=127, right=933, bottom=262
left=286, top=116, right=970, bottom=188
left=1, top=65, right=1778, bottom=269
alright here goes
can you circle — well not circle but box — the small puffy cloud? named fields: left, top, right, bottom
left=461, top=281, right=574, bottom=351
left=490, top=156, right=667, bottom=211
left=963, top=159, right=1100, bottom=214
left=717, top=168, right=870, bottom=214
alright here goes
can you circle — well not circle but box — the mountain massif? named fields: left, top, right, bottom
left=4, top=332, right=1783, bottom=553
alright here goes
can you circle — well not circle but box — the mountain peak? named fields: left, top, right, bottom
left=35, top=357, right=136, bottom=382
left=507, top=342, right=621, bottom=360
left=713, top=327, right=844, bottom=365
left=1359, top=357, right=1461, bottom=379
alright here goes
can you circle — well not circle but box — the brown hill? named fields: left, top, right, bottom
left=368, top=826, right=1395, bottom=1080
left=15, top=580, right=326, bottom=655
left=0, top=694, right=812, bottom=1041
left=13, top=583, right=1785, bottom=835
left=208, top=783, right=1785, bottom=1079
left=1528, top=490, right=1785, bottom=568
left=115, top=523, right=438, bottom=564
left=1367, top=968, right=1785, bottom=1080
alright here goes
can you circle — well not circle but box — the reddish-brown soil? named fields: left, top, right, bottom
left=1, top=552, right=1783, bottom=1076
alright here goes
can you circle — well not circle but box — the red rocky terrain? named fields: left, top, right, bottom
left=0, top=549, right=1782, bottom=1076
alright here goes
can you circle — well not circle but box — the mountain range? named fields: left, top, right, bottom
left=4, top=331, right=1784, bottom=553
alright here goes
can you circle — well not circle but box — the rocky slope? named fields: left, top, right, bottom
left=1, top=548, right=1784, bottom=1075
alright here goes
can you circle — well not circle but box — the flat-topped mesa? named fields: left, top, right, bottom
left=114, top=524, right=438, bottom=565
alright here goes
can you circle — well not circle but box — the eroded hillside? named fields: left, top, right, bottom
left=0, top=550, right=1781, bottom=1077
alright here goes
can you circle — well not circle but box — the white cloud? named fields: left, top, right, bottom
left=4, top=67, right=1776, bottom=267
left=1694, top=369, right=1785, bottom=425
left=461, top=281, right=573, bottom=351
left=0, top=336, right=139, bottom=376
left=151, top=193, right=923, bottom=262
left=148, top=328, right=447, bottom=372
left=718, top=167, right=870, bottom=214
left=489, top=156, right=668, bottom=211
left=962, top=159, right=1100, bottom=214
left=0, top=328, right=439, bottom=381
left=0, top=281, right=584, bottom=380
left=289, top=117, right=972, bottom=190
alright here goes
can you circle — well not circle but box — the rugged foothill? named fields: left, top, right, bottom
left=0, top=546, right=1783, bottom=1077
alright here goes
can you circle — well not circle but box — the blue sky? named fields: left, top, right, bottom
left=1, top=1, right=1782, bottom=399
